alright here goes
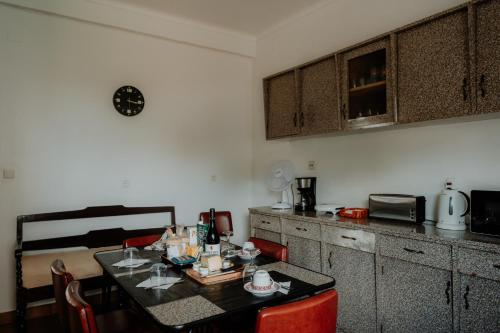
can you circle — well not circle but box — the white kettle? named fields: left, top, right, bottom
left=437, top=183, right=471, bottom=231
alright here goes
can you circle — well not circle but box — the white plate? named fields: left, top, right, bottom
left=244, top=281, right=280, bottom=297
left=237, top=249, right=261, bottom=260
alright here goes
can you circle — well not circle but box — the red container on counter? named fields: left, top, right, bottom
left=338, top=208, right=368, bottom=219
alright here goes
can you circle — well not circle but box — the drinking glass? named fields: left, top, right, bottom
left=242, top=248, right=259, bottom=284
left=149, top=263, right=168, bottom=288
left=221, top=230, right=235, bottom=257
left=123, top=247, right=139, bottom=266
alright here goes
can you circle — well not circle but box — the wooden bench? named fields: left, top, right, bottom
left=15, top=205, right=175, bottom=332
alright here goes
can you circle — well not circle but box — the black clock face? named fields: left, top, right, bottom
left=113, top=86, right=145, bottom=116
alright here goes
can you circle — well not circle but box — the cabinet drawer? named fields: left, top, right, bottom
left=250, top=214, right=281, bottom=233
left=254, top=228, right=281, bottom=244
left=458, top=247, right=500, bottom=282
left=322, top=225, right=375, bottom=253
left=378, top=235, right=452, bottom=270
left=282, top=218, right=321, bottom=241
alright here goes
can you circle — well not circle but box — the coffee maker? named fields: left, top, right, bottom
left=295, top=177, right=317, bottom=211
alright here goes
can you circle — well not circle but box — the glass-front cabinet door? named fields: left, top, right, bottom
left=340, top=37, right=395, bottom=129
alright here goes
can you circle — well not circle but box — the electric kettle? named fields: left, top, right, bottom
left=436, top=182, right=471, bottom=230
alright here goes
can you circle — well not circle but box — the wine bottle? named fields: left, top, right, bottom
left=205, top=208, right=220, bottom=255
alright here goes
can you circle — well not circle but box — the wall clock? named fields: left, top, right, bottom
left=113, top=86, right=145, bottom=116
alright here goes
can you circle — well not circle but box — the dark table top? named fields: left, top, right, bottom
left=95, top=248, right=335, bottom=332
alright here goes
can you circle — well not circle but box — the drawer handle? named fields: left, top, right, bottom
left=295, top=227, right=308, bottom=232
left=328, top=251, right=333, bottom=269
left=479, top=74, right=486, bottom=98
left=403, top=247, right=424, bottom=254
left=261, top=221, right=271, bottom=225
left=341, top=235, right=356, bottom=241
left=493, top=264, right=500, bottom=269
left=445, top=281, right=451, bottom=305
left=464, top=285, right=470, bottom=310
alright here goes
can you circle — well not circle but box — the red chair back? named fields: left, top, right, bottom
left=66, top=280, right=99, bottom=333
left=255, top=289, right=338, bottom=333
left=249, top=237, right=288, bottom=262
left=122, top=234, right=161, bottom=248
left=51, top=259, right=74, bottom=333
left=199, top=211, right=233, bottom=236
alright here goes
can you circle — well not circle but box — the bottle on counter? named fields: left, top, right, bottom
left=204, top=208, right=220, bottom=255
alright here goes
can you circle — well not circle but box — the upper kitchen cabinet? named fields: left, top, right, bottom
left=340, top=37, right=395, bottom=129
left=264, top=70, right=300, bottom=139
left=397, top=8, right=470, bottom=123
left=472, top=0, right=499, bottom=114
left=298, top=56, right=341, bottom=135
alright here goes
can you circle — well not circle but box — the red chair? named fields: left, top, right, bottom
left=66, top=280, right=162, bottom=333
left=199, top=211, right=233, bottom=236
left=255, top=289, right=338, bottom=333
left=51, top=259, right=74, bottom=332
left=248, top=237, right=288, bottom=262
left=122, top=234, right=161, bottom=248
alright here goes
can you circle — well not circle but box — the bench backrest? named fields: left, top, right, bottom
left=17, top=205, right=175, bottom=251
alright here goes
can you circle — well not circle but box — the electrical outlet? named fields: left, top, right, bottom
left=211, top=175, right=217, bottom=182
left=308, top=161, right=316, bottom=170
left=3, top=169, right=15, bottom=179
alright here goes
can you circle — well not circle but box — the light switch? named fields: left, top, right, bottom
left=308, top=161, right=316, bottom=170
left=3, top=169, right=15, bottom=179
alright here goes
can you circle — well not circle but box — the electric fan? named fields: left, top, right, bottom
left=267, top=160, right=295, bottom=209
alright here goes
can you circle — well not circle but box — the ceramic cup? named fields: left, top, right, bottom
left=252, top=270, right=273, bottom=291
left=199, top=267, right=209, bottom=277
left=222, top=259, right=231, bottom=269
left=242, top=241, right=255, bottom=251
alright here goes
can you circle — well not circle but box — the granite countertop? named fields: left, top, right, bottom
left=249, top=207, right=500, bottom=252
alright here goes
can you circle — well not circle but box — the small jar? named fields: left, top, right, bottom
left=199, top=266, right=209, bottom=277
left=192, top=262, right=201, bottom=272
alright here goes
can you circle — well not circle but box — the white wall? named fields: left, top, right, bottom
left=252, top=0, right=500, bottom=215
left=0, top=4, right=254, bottom=312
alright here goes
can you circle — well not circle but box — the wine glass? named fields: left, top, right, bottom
left=221, top=230, right=235, bottom=257
left=242, top=248, right=259, bottom=284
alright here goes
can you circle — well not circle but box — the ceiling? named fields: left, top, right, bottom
left=101, top=0, right=327, bottom=35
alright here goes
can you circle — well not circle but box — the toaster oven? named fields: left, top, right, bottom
left=369, top=194, right=426, bottom=223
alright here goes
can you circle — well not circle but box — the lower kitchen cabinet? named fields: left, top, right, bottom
left=285, top=234, right=321, bottom=272
left=322, top=243, right=376, bottom=333
left=459, top=275, right=500, bottom=332
left=378, top=256, right=453, bottom=333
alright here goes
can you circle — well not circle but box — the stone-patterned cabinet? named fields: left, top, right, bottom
left=250, top=213, right=281, bottom=244
left=339, top=37, right=395, bottom=129
left=282, top=218, right=321, bottom=272
left=457, top=247, right=500, bottom=332
left=321, top=226, right=376, bottom=333
left=397, top=8, right=471, bottom=123
left=298, top=56, right=341, bottom=135
left=473, top=0, right=500, bottom=115
left=264, top=70, right=299, bottom=139
left=377, top=235, right=453, bottom=333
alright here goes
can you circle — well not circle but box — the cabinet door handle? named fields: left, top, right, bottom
left=295, top=227, right=307, bottom=232
left=342, top=104, right=347, bottom=120
left=445, top=281, right=451, bottom=304
left=293, top=113, right=298, bottom=127
left=341, top=235, right=356, bottom=241
left=479, top=74, right=486, bottom=98
left=403, top=247, right=424, bottom=254
left=493, top=264, right=500, bottom=269
left=328, top=251, right=333, bottom=269
left=300, top=112, right=305, bottom=127
left=462, top=78, right=468, bottom=101
left=464, top=285, right=470, bottom=310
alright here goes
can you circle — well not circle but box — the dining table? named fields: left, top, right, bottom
left=94, top=245, right=336, bottom=332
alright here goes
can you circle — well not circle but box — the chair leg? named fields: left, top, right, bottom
left=16, top=288, right=27, bottom=333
